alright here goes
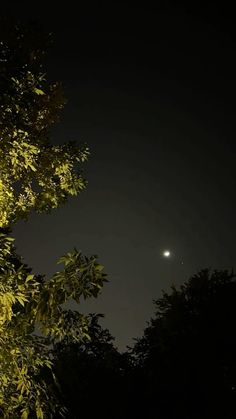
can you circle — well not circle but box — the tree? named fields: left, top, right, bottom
left=0, top=21, right=106, bottom=418
left=0, top=19, right=89, bottom=227
left=132, top=269, right=236, bottom=419
left=52, top=314, right=132, bottom=419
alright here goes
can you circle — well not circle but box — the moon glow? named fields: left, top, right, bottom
left=163, top=250, right=171, bottom=257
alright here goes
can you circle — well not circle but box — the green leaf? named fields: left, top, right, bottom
left=21, top=409, right=29, bottom=419
left=26, top=274, right=34, bottom=282
left=34, top=88, right=45, bottom=95
left=36, top=401, right=44, bottom=418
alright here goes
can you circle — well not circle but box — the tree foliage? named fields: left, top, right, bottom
left=48, top=269, right=236, bottom=419
left=0, top=232, right=106, bottom=418
left=52, top=314, right=132, bottom=419
left=132, top=269, right=236, bottom=419
left=0, top=20, right=89, bottom=228
left=0, top=21, right=106, bottom=418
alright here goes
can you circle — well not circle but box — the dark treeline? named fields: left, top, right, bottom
left=51, top=269, right=236, bottom=418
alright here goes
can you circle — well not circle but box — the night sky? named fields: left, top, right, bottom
left=6, top=1, right=236, bottom=350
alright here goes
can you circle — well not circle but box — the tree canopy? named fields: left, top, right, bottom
left=0, top=20, right=89, bottom=228
left=0, top=21, right=106, bottom=418
left=132, top=269, right=236, bottom=419
left=52, top=314, right=132, bottom=419
left=49, top=268, right=236, bottom=419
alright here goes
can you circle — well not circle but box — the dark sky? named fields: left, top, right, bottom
left=6, top=1, right=236, bottom=350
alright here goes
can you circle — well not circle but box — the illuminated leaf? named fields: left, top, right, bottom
left=34, top=88, right=45, bottom=95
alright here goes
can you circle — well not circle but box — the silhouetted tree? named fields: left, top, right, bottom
left=132, top=269, right=236, bottom=419
left=52, top=314, right=133, bottom=419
